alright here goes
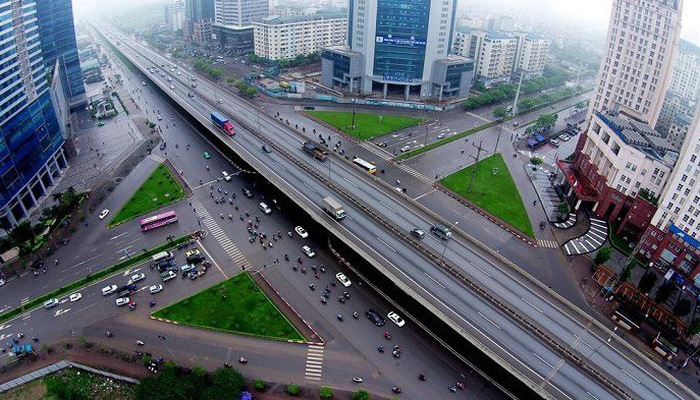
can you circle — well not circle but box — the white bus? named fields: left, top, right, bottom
left=353, top=157, right=377, bottom=175
left=151, top=251, right=174, bottom=264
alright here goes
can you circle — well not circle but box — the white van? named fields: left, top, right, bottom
left=259, top=202, right=271, bottom=215
left=152, top=251, right=174, bottom=264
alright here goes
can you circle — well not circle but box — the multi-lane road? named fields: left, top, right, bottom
left=101, top=25, right=700, bottom=400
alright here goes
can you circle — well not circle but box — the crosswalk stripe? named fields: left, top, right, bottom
left=191, top=199, right=247, bottom=264
left=304, top=344, right=325, bottom=381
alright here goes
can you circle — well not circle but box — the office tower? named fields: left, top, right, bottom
left=668, top=39, right=700, bottom=102
left=321, top=0, right=473, bottom=100
left=35, top=0, right=85, bottom=105
left=587, top=0, right=683, bottom=127
left=212, top=0, right=269, bottom=54
left=0, top=0, right=67, bottom=228
left=185, top=0, right=215, bottom=41
left=165, top=0, right=186, bottom=32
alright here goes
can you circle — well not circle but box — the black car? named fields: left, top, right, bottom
left=262, top=145, right=272, bottom=153
left=242, top=187, right=254, bottom=198
left=366, top=309, right=386, bottom=326
left=186, top=253, right=205, bottom=264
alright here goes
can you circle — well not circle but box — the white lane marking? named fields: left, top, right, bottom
left=424, top=272, right=446, bottom=289
left=53, top=308, right=71, bottom=317
left=470, top=262, right=492, bottom=278
left=621, top=369, right=641, bottom=384
left=110, top=232, right=129, bottom=240
left=413, top=189, right=436, bottom=201
left=533, top=352, right=554, bottom=368
left=477, top=311, right=501, bottom=330
left=521, top=297, right=544, bottom=313
left=198, top=241, right=229, bottom=279
left=376, top=237, right=397, bottom=253
left=0, top=324, right=12, bottom=331
left=343, top=176, right=359, bottom=188
left=586, top=391, right=601, bottom=400
left=379, top=201, right=397, bottom=214
left=303, top=182, right=317, bottom=194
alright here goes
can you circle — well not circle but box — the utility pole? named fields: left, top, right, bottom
left=351, top=98, right=357, bottom=129
left=423, top=108, right=430, bottom=146
left=493, top=120, right=503, bottom=155
left=467, top=140, right=487, bottom=194
left=511, top=70, right=524, bottom=116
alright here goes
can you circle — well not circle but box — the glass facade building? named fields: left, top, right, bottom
left=35, top=0, right=85, bottom=103
left=0, top=0, right=68, bottom=228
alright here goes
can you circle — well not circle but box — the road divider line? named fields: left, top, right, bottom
left=520, top=297, right=543, bottom=314
left=533, top=352, right=554, bottom=369
left=110, top=232, right=129, bottom=241
left=375, top=237, right=396, bottom=253
left=477, top=311, right=501, bottom=330
left=424, top=273, right=446, bottom=289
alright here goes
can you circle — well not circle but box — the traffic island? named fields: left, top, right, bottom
left=438, top=154, right=535, bottom=239
left=152, top=273, right=307, bottom=342
left=108, top=162, right=186, bottom=227
left=305, top=110, right=425, bottom=141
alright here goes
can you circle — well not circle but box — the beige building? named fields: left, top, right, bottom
left=588, top=0, right=683, bottom=127
left=514, top=34, right=550, bottom=79
left=253, top=13, right=347, bottom=60
left=669, top=39, right=700, bottom=102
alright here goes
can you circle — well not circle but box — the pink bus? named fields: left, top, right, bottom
left=140, top=211, right=178, bottom=232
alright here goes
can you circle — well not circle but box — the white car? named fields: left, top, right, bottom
left=141, top=81, right=146, bottom=86
left=177, top=71, right=181, bottom=75
left=102, top=285, right=118, bottom=296
left=335, top=272, right=351, bottom=288
left=170, top=85, right=175, bottom=90
left=157, top=115, right=162, bottom=121
left=437, top=133, right=445, bottom=139
left=387, top=311, right=405, bottom=327
left=130, top=273, right=146, bottom=283
left=295, top=226, right=308, bottom=238
left=0, top=279, right=5, bottom=287
left=221, top=171, right=232, bottom=181
left=302, top=245, right=316, bottom=258
left=98, top=209, right=110, bottom=220
left=115, top=297, right=130, bottom=307
left=400, top=145, right=411, bottom=152
left=149, top=284, right=163, bottom=294
left=259, top=202, right=271, bottom=215
left=69, top=293, right=82, bottom=302
left=44, top=298, right=59, bottom=309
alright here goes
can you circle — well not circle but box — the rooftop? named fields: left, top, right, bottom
left=256, top=12, right=346, bottom=25
left=596, top=111, right=677, bottom=163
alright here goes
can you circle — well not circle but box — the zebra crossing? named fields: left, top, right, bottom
left=395, top=164, right=432, bottom=183
left=191, top=199, right=247, bottom=267
left=538, top=239, right=559, bottom=249
left=304, top=344, right=325, bottom=381
left=150, top=154, right=166, bottom=163
left=564, top=217, right=609, bottom=256
left=553, top=213, right=577, bottom=229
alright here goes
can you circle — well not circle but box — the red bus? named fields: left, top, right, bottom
left=140, top=211, right=178, bottom=232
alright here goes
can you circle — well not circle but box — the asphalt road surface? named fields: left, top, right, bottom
left=102, top=26, right=700, bottom=400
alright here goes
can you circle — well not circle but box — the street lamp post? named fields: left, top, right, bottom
left=442, top=221, right=460, bottom=257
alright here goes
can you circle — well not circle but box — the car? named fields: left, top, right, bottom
left=115, top=297, right=130, bottom=307
left=437, top=133, right=445, bottom=139
left=170, top=85, right=175, bottom=90
left=102, top=285, right=118, bottom=296
left=335, top=272, right=351, bottom=287
left=550, top=139, right=560, bottom=147
left=262, top=145, right=272, bottom=153
left=302, top=245, right=316, bottom=258
left=410, top=229, right=425, bottom=239
left=187, top=92, right=193, bottom=98
left=203, top=151, right=211, bottom=159
left=157, top=115, right=162, bottom=121
left=98, top=209, right=110, bottom=220
left=185, top=248, right=200, bottom=257
left=44, top=298, right=59, bottom=309
left=97, top=121, right=105, bottom=127
left=512, top=121, right=520, bottom=127
left=186, top=253, right=205, bottom=263
left=0, top=279, right=5, bottom=287
left=167, top=77, right=172, bottom=82
left=365, top=309, right=385, bottom=326
left=69, top=293, right=82, bottom=302
left=218, top=99, right=223, bottom=104
left=400, top=145, right=411, bottom=152
left=559, top=134, right=571, bottom=142
left=141, top=81, right=146, bottom=86
left=180, top=264, right=196, bottom=275
left=222, top=171, right=232, bottom=182
left=149, top=284, right=164, bottom=294
left=242, top=187, right=253, bottom=198
left=295, top=226, right=308, bottom=238
left=130, top=273, right=146, bottom=283
left=387, top=311, right=405, bottom=327
left=259, top=202, right=272, bottom=215
left=177, top=71, right=181, bottom=75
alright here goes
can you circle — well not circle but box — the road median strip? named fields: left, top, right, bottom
left=0, top=235, right=191, bottom=324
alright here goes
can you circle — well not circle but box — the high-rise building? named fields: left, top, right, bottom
left=35, top=0, right=85, bottom=106
left=587, top=0, right=683, bottom=127
left=212, top=0, right=268, bottom=54
left=514, top=33, right=550, bottom=79
left=184, top=0, right=214, bottom=41
left=321, top=0, right=474, bottom=100
left=668, top=39, right=700, bottom=102
left=165, top=0, right=186, bottom=32
left=0, top=0, right=68, bottom=228
left=253, top=13, right=347, bottom=60
left=191, top=19, right=213, bottom=44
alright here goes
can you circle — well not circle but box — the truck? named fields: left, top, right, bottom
left=323, top=197, right=346, bottom=220
left=303, top=141, right=328, bottom=161
left=211, top=111, right=235, bottom=136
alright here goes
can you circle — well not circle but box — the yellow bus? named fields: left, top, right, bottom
left=353, top=157, right=377, bottom=175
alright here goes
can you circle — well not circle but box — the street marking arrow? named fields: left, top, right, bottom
left=54, top=308, right=71, bottom=317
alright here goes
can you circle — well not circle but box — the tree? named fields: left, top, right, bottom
left=688, top=318, right=700, bottom=335
left=352, top=390, right=370, bottom=400
left=638, top=272, right=658, bottom=294
left=10, top=221, right=36, bottom=245
left=557, top=203, right=571, bottom=219
left=493, top=106, right=508, bottom=119
left=253, top=379, right=266, bottom=391
left=319, top=386, right=334, bottom=399
left=201, top=367, right=244, bottom=400
left=673, top=299, right=692, bottom=317
left=136, top=365, right=198, bottom=400
left=286, top=384, right=300, bottom=396
left=655, top=282, right=675, bottom=304
left=593, top=246, right=612, bottom=266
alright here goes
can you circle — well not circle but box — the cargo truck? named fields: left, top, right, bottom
left=211, top=111, right=235, bottom=136
left=303, top=141, right=328, bottom=161
left=323, top=197, right=346, bottom=220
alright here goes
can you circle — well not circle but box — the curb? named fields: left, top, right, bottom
left=433, top=183, right=537, bottom=247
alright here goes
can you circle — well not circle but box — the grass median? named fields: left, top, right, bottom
left=153, top=273, right=305, bottom=342
left=109, top=163, right=185, bottom=227
left=395, top=120, right=499, bottom=161
left=440, top=154, right=534, bottom=238
left=0, top=235, right=190, bottom=325
left=306, top=110, right=424, bottom=141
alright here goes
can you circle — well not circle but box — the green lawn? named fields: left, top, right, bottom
left=441, top=154, right=534, bottom=238
left=153, top=274, right=305, bottom=342
left=109, top=163, right=185, bottom=227
left=306, top=111, right=424, bottom=140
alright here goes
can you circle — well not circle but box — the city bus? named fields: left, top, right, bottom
left=140, top=211, right=178, bottom=232
left=353, top=157, right=377, bottom=175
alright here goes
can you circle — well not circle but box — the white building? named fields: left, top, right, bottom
left=667, top=113, right=693, bottom=151
left=214, top=0, right=268, bottom=27
left=165, top=0, right=186, bottom=32
left=514, top=33, right=550, bottom=79
left=669, top=39, right=700, bottom=102
left=588, top=0, right=683, bottom=127
left=253, top=13, right=347, bottom=60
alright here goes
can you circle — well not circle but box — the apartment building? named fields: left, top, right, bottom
left=253, top=13, right=346, bottom=60
left=668, top=39, right=700, bottom=102
left=514, top=33, right=550, bottom=79
left=165, top=0, right=186, bottom=32
left=587, top=0, right=683, bottom=127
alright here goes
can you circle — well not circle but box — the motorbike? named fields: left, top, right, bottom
left=539, top=221, right=546, bottom=230
left=418, top=374, right=426, bottom=381
left=384, top=331, right=392, bottom=340
left=238, top=356, right=248, bottom=364
left=343, top=291, right=350, bottom=299
left=107, top=331, right=114, bottom=338
left=337, top=313, right=343, bottom=321
left=352, top=312, right=359, bottom=319
left=285, top=255, right=289, bottom=261
left=136, top=340, right=145, bottom=346
left=320, top=297, right=327, bottom=304
left=288, top=231, right=293, bottom=238
left=309, top=283, right=315, bottom=291
left=456, top=382, right=465, bottom=390
left=319, top=266, right=326, bottom=273
left=352, top=377, right=363, bottom=383
left=378, top=345, right=384, bottom=353
left=392, top=387, right=402, bottom=394
left=448, top=385, right=457, bottom=393
left=301, top=267, right=306, bottom=274
left=392, top=350, right=401, bottom=359
left=149, top=301, right=156, bottom=307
